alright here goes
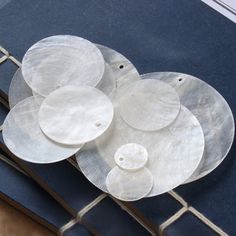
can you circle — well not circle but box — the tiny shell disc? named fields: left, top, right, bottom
left=114, top=143, right=148, bottom=171
left=2, top=96, right=81, bottom=163
left=146, top=72, right=235, bottom=182
left=117, top=79, right=180, bottom=131
left=76, top=105, right=204, bottom=196
left=22, top=35, right=105, bottom=96
left=106, top=166, right=153, bottom=201
left=39, top=86, right=114, bottom=145
left=8, top=68, right=32, bottom=109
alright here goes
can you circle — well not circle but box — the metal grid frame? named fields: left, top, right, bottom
left=0, top=45, right=228, bottom=236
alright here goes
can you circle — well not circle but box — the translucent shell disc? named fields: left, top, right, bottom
left=144, top=72, right=235, bottom=182
left=106, top=166, right=153, bottom=201
left=22, top=35, right=105, bottom=96
left=117, top=79, right=180, bottom=131
left=39, top=86, right=114, bottom=145
left=3, top=96, right=81, bottom=163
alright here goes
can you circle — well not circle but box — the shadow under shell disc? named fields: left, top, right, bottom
left=76, top=105, right=204, bottom=197
left=143, top=72, right=235, bottom=182
left=22, top=35, right=105, bottom=96
left=2, top=96, right=82, bottom=163
left=39, top=86, right=114, bottom=145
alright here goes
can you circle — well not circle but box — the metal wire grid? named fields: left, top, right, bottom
left=0, top=45, right=229, bottom=236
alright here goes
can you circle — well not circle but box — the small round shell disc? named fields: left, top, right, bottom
left=106, top=166, right=153, bottom=201
left=76, top=105, right=204, bottom=196
left=2, top=97, right=81, bottom=163
left=114, top=143, right=148, bottom=171
left=9, top=68, right=45, bottom=109
left=117, top=79, right=181, bottom=131
left=22, top=35, right=105, bottom=96
left=8, top=68, right=33, bottom=109
left=144, top=72, right=235, bottom=182
left=39, top=86, right=114, bottom=145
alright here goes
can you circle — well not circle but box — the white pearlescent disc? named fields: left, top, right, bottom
left=22, top=35, right=105, bottom=96
left=9, top=68, right=45, bottom=109
left=114, top=143, right=148, bottom=171
left=145, top=72, right=235, bottom=182
left=39, top=86, right=114, bottom=145
left=96, top=63, right=116, bottom=97
left=96, top=44, right=140, bottom=94
left=117, top=79, right=180, bottom=131
left=76, top=105, right=204, bottom=196
left=2, top=96, right=81, bottom=163
left=106, top=166, right=153, bottom=201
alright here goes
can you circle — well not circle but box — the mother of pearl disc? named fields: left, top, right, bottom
left=39, top=86, right=114, bottom=145
left=144, top=72, right=235, bottom=182
left=8, top=68, right=45, bottom=109
left=8, top=68, right=33, bottom=109
left=117, top=79, right=180, bottom=131
left=106, top=166, right=153, bottom=201
left=76, top=105, right=204, bottom=196
left=96, top=44, right=140, bottom=97
left=22, top=35, right=105, bottom=96
left=2, top=96, right=81, bottom=163
left=114, top=143, right=148, bottom=171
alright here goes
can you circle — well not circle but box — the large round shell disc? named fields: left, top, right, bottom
left=39, top=86, right=114, bottom=145
left=8, top=68, right=33, bottom=109
left=97, top=44, right=140, bottom=89
left=76, top=105, right=204, bottom=196
left=117, top=79, right=181, bottom=131
left=106, top=166, right=153, bottom=201
left=22, top=35, right=105, bottom=96
left=9, top=68, right=44, bottom=109
left=143, top=72, right=235, bottom=182
left=2, top=96, right=81, bottom=163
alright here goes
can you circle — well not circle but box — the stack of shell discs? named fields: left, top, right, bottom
left=3, top=35, right=234, bottom=201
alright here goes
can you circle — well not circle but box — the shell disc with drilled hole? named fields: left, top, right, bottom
left=76, top=105, right=204, bottom=196
left=2, top=96, right=81, bottom=163
left=39, top=86, right=114, bottom=145
left=22, top=35, right=105, bottom=96
left=96, top=44, right=140, bottom=96
left=145, top=72, right=235, bottom=182
left=106, top=166, right=153, bottom=201
left=9, top=68, right=44, bottom=109
left=114, top=143, right=148, bottom=171
left=117, top=79, right=181, bottom=131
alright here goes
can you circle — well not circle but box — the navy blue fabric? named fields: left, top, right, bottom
left=16, top=160, right=102, bottom=216
left=0, top=59, right=17, bottom=99
left=165, top=212, right=217, bottom=236
left=0, top=0, right=236, bottom=235
left=64, top=223, right=91, bottom=236
left=0, top=103, right=8, bottom=144
left=132, top=193, right=182, bottom=225
left=0, top=156, right=73, bottom=232
left=83, top=197, right=150, bottom=236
